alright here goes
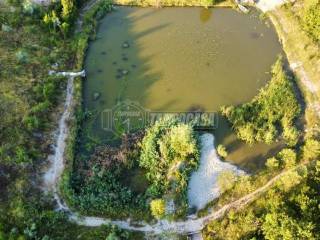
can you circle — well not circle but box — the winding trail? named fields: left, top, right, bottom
left=42, top=0, right=304, bottom=236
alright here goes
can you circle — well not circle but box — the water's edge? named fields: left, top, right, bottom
left=42, top=75, right=232, bottom=233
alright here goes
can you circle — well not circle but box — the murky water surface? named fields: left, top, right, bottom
left=84, top=7, right=282, bottom=169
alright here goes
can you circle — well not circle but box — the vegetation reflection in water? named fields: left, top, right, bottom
left=83, top=7, right=283, bottom=170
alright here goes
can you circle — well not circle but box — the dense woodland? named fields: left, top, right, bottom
left=0, top=0, right=319, bottom=239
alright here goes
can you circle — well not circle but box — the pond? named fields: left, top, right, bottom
left=83, top=7, right=283, bottom=170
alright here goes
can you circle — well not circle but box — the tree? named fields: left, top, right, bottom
left=106, top=232, right=120, bottom=240
left=43, top=11, right=60, bottom=31
left=302, top=139, right=320, bottom=161
left=265, top=157, right=280, bottom=170
left=150, top=199, right=166, bottom=219
left=277, top=148, right=297, bottom=169
left=139, top=116, right=199, bottom=196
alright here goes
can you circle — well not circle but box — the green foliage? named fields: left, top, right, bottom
left=61, top=0, right=75, bottom=21
left=221, top=57, right=300, bottom=145
left=139, top=116, right=199, bottom=215
left=217, top=144, right=228, bottom=158
left=277, top=148, right=297, bottom=169
left=69, top=133, right=148, bottom=219
left=43, top=10, right=61, bottom=31
left=303, top=1, right=320, bottom=42
left=0, top=1, right=118, bottom=239
left=140, top=117, right=199, bottom=194
left=265, top=157, right=280, bottom=170
left=302, top=138, right=320, bottom=161
left=204, top=160, right=320, bottom=240
left=150, top=199, right=166, bottom=219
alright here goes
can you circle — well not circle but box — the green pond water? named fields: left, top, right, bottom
left=84, top=7, right=283, bottom=170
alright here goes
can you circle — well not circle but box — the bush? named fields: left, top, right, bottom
left=302, top=139, right=320, bottom=161
left=265, top=157, right=280, bottom=170
left=277, top=148, right=297, bottom=169
left=140, top=116, right=199, bottom=196
left=217, top=144, right=228, bottom=158
left=61, top=0, right=75, bottom=21
left=150, top=199, right=166, bottom=219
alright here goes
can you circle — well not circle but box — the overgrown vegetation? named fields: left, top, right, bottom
left=139, top=117, right=200, bottom=218
left=66, top=116, right=199, bottom=220
left=0, top=0, right=139, bottom=239
left=68, top=132, right=150, bottom=220
left=222, top=58, right=301, bottom=146
left=203, top=158, right=320, bottom=240
left=217, top=144, right=228, bottom=158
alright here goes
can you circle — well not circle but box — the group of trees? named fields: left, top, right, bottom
left=139, top=116, right=199, bottom=219
left=204, top=158, right=320, bottom=240
left=68, top=116, right=200, bottom=221
left=221, top=57, right=300, bottom=146
left=204, top=133, right=320, bottom=240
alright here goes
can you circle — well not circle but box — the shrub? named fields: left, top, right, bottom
left=302, top=139, right=320, bottom=161
left=277, top=148, right=297, bottom=169
left=265, top=157, right=280, bottom=170
left=61, top=0, right=75, bottom=21
left=150, top=199, right=166, bottom=219
left=217, top=144, right=228, bottom=158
